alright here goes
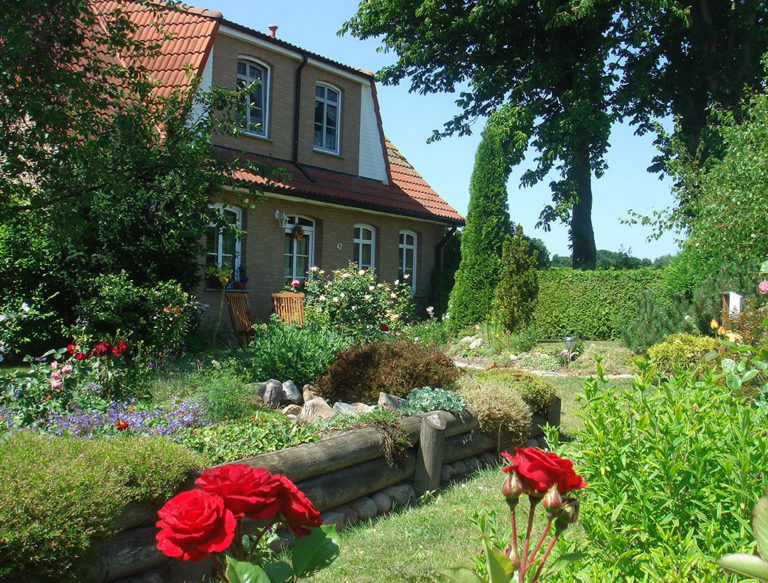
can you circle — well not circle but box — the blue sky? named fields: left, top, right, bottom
left=205, top=0, right=680, bottom=261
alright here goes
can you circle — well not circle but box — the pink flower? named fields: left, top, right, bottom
left=50, top=361, right=58, bottom=370
left=759, top=281, right=768, bottom=295
left=50, top=380, right=63, bottom=390
left=61, top=364, right=73, bottom=375
left=291, top=279, right=300, bottom=287
left=50, top=372, right=62, bottom=381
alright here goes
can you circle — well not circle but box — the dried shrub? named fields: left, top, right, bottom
left=471, top=369, right=555, bottom=415
left=457, top=374, right=532, bottom=450
left=316, top=339, right=459, bottom=404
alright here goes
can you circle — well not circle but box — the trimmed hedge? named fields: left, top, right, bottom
left=0, top=433, right=202, bottom=582
left=533, top=268, right=664, bottom=340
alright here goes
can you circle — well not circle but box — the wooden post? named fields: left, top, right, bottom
left=414, top=413, right=447, bottom=495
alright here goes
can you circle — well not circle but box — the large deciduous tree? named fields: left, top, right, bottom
left=343, top=0, right=616, bottom=269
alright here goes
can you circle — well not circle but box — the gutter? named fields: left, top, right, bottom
left=435, top=226, right=458, bottom=270
left=292, top=55, right=314, bottom=183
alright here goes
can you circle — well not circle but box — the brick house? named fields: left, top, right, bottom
left=98, top=2, right=464, bottom=320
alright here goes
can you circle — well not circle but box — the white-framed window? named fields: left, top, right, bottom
left=284, top=215, right=315, bottom=282
left=398, top=230, right=417, bottom=291
left=206, top=204, right=242, bottom=278
left=353, top=224, right=375, bottom=270
left=314, top=83, right=340, bottom=153
left=237, top=58, right=269, bottom=137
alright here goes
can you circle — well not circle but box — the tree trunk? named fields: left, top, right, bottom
left=570, top=156, right=596, bottom=270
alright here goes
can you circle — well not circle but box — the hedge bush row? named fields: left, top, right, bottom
left=533, top=268, right=664, bottom=340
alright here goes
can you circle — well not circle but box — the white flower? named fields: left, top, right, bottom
left=364, top=294, right=371, bottom=301
left=333, top=297, right=339, bottom=303
left=341, top=273, right=350, bottom=278
left=351, top=306, right=356, bottom=310
left=0, top=314, right=7, bottom=322
left=358, top=269, right=366, bottom=275
left=319, top=295, right=326, bottom=301
left=390, top=293, right=397, bottom=298
left=340, top=292, right=346, bottom=298
left=403, top=273, right=410, bottom=279
left=369, top=285, right=375, bottom=291
left=20, top=302, right=30, bottom=313
left=310, top=266, right=318, bottom=271
left=394, top=280, right=399, bottom=285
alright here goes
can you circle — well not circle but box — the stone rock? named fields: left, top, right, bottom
left=337, top=505, right=358, bottom=526
left=299, top=398, right=334, bottom=422
left=348, top=496, right=378, bottom=520
left=459, top=335, right=476, bottom=346
left=302, top=384, right=319, bottom=403
left=280, top=404, right=302, bottom=416
left=464, top=456, right=480, bottom=474
left=351, top=402, right=376, bottom=414
left=320, top=510, right=345, bottom=531
left=440, top=464, right=453, bottom=484
left=452, top=460, right=467, bottom=478
left=282, top=380, right=302, bottom=404
left=333, top=401, right=359, bottom=416
left=371, top=491, right=392, bottom=514
left=383, top=484, right=415, bottom=508
left=469, top=338, right=483, bottom=350
left=263, top=379, right=285, bottom=408
left=249, top=382, right=266, bottom=400
left=378, top=392, right=405, bottom=412
left=479, top=452, right=499, bottom=469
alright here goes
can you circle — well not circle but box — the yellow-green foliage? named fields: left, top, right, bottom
left=457, top=373, right=532, bottom=450
left=647, top=333, right=717, bottom=371
left=471, top=369, right=555, bottom=414
left=0, top=433, right=203, bottom=582
left=569, top=342, right=637, bottom=376
left=534, top=268, right=664, bottom=340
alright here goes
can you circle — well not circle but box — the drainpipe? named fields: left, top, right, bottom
left=435, top=226, right=457, bottom=270
left=292, top=55, right=314, bottom=183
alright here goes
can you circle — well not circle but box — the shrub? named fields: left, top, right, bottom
left=457, top=374, right=531, bottom=450
left=471, top=369, right=555, bottom=415
left=0, top=432, right=202, bottom=582
left=491, top=226, right=539, bottom=332
left=399, top=386, right=467, bottom=415
left=551, top=363, right=768, bottom=581
left=177, top=411, right=319, bottom=465
left=646, top=332, right=717, bottom=372
left=621, top=290, right=696, bottom=353
left=400, top=317, right=454, bottom=348
left=243, top=320, right=346, bottom=387
left=303, top=263, right=414, bottom=343
left=316, top=339, right=459, bottom=404
left=74, top=271, right=200, bottom=353
left=533, top=267, right=664, bottom=340
left=514, top=352, right=562, bottom=372
left=723, top=303, right=768, bottom=348
left=568, top=342, right=636, bottom=376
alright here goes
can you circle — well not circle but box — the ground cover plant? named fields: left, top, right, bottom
left=0, top=432, right=202, bottom=582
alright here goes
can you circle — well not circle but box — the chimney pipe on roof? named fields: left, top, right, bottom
left=268, top=24, right=278, bottom=38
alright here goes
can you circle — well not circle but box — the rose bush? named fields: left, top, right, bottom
left=156, top=464, right=334, bottom=582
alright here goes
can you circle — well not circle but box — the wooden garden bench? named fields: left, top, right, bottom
left=271, top=292, right=305, bottom=326
left=225, top=292, right=256, bottom=346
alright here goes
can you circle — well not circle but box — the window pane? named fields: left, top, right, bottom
left=353, top=244, right=360, bottom=265
left=327, top=89, right=338, bottom=103
left=361, top=228, right=372, bottom=241
left=405, top=248, right=414, bottom=267
left=326, top=105, right=336, bottom=125
left=296, top=256, right=308, bottom=278
left=314, top=126, right=323, bottom=148
left=222, top=231, right=236, bottom=255
left=361, top=244, right=372, bottom=267
left=237, top=62, right=246, bottom=76
left=221, top=255, right=235, bottom=273
left=296, top=236, right=309, bottom=255
left=316, top=85, right=325, bottom=99
left=326, top=131, right=335, bottom=151
left=315, top=101, right=324, bottom=125
left=206, top=226, right=217, bottom=253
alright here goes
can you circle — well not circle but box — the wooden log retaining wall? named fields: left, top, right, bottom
left=88, top=400, right=560, bottom=583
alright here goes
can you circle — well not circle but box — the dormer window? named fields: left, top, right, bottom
left=314, top=84, right=340, bottom=153
left=237, top=59, right=269, bottom=137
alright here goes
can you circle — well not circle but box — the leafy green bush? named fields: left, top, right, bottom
left=243, top=320, right=346, bottom=387
left=399, top=386, right=467, bottom=415
left=457, top=374, right=531, bottom=450
left=471, top=369, right=555, bottom=415
left=400, top=317, right=454, bottom=348
left=533, top=267, right=664, bottom=340
left=303, top=263, right=413, bottom=343
left=177, top=411, right=319, bottom=465
left=620, top=290, right=696, bottom=353
left=552, top=363, right=768, bottom=581
left=491, top=226, right=539, bottom=332
left=75, top=271, right=200, bottom=353
left=0, top=433, right=202, bottom=582
left=196, top=368, right=261, bottom=423
left=569, top=342, right=636, bottom=376
left=647, top=333, right=717, bottom=372
left=316, top=339, right=459, bottom=404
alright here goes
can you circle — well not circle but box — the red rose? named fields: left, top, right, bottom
left=380, top=323, right=389, bottom=332
left=195, top=464, right=282, bottom=519
left=67, top=344, right=76, bottom=355
left=91, top=341, right=113, bottom=357
left=112, top=340, right=127, bottom=356
left=74, top=352, right=86, bottom=360
left=156, top=489, right=235, bottom=562
left=273, top=474, right=322, bottom=537
left=501, top=448, right=586, bottom=495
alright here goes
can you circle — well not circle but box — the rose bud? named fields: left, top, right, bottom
left=542, top=485, right=563, bottom=519
left=501, top=471, right=524, bottom=508
left=555, top=498, right=580, bottom=532
left=505, top=544, right=520, bottom=570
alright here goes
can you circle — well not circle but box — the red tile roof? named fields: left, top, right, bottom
left=222, top=146, right=464, bottom=225
left=92, top=1, right=221, bottom=98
